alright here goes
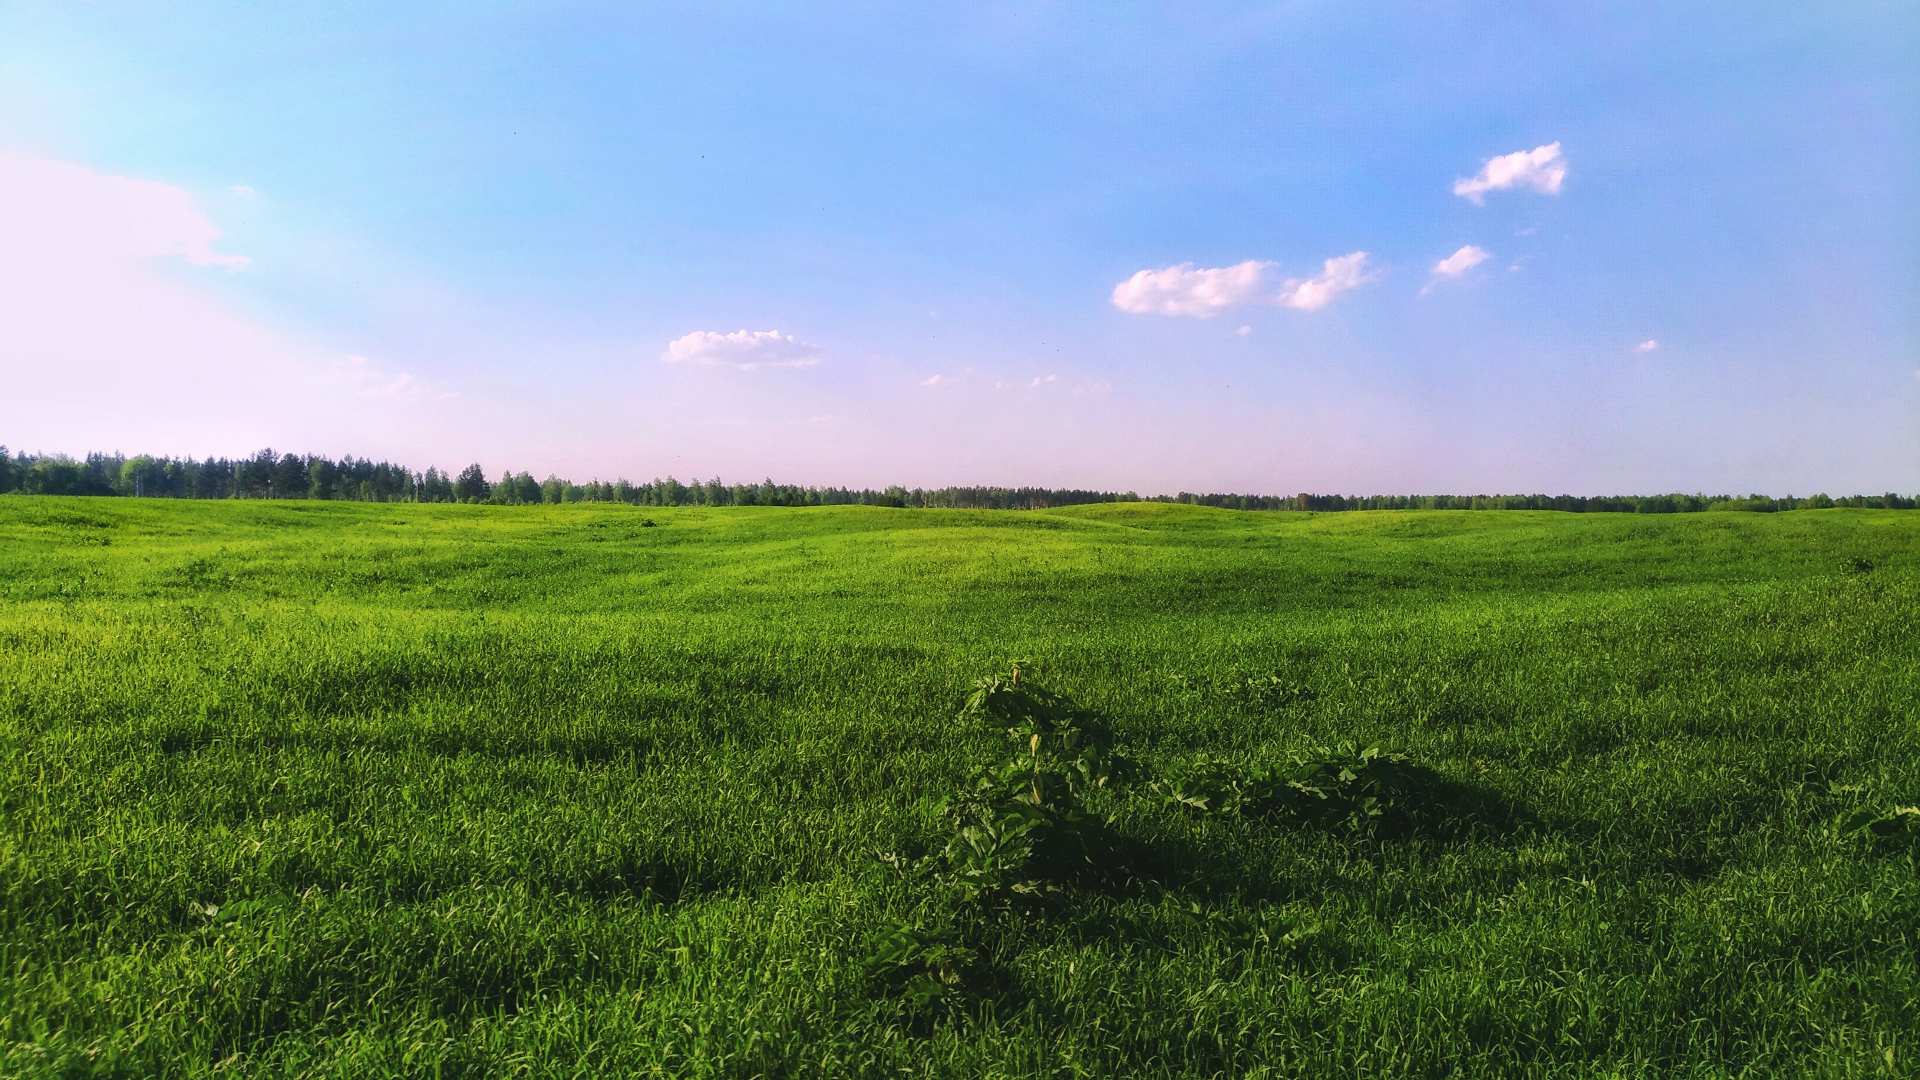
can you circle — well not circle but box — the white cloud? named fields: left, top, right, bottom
left=661, top=329, right=821, bottom=370
left=1633, top=339, right=1660, bottom=353
left=1113, top=252, right=1376, bottom=316
left=1235, top=325, right=1253, bottom=337
left=916, top=370, right=1107, bottom=398
left=0, top=151, right=472, bottom=457
left=1453, top=142, right=1567, bottom=204
left=1432, top=244, right=1492, bottom=278
left=1110, top=259, right=1273, bottom=317
left=1, top=151, right=251, bottom=271
left=1276, top=251, right=1376, bottom=311
left=228, top=184, right=258, bottom=199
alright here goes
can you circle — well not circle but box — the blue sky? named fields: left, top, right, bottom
left=1, top=2, right=1914, bottom=493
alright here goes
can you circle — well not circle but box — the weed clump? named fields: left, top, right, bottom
left=865, top=666, right=1125, bottom=1019
left=866, top=669, right=1517, bottom=1025
left=930, top=666, right=1124, bottom=907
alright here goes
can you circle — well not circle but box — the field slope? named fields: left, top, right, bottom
left=2, top=498, right=1917, bottom=1076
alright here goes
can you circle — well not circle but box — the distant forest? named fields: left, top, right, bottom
left=0, top=446, right=1912, bottom=513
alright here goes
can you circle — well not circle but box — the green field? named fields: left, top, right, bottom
left=2, top=497, right=1916, bottom=1077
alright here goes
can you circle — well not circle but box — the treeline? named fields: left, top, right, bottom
left=0, top=447, right=1132, bottom=509
left=0, top=446, right=1912, bottom=512
left=1169, top=491, right=1918, bottom=512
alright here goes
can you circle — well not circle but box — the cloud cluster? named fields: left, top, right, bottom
left=1633, top=339, right=1660, bottom=353
left=1111, top=252, right=1375, bottom=317
left=662, top=329, right=821, bottom=370
left=1113, top=145, right=1569, bottom=319
left=1453, top=142, right=1567, bottom=204
left=7, top=130, right=1622, bottom=462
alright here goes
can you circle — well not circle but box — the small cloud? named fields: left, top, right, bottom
left=1030, top=373, right=1059, bottom=387
left=1633, top=339, right=1660, bottom=353
left=228, top=184, right=258, bottom=199
left=326, top=355, right=443, bottom=401
left=662, top=329, right=821, bottom=370
left=1432, top=244, right=1492, bottom=279
left=1421, top=245, right=1492, bottom=295
left=920, top=373, right=949, bottom=387
left=1235, top=325, right=1252, bottom=338
left=1453, top=142, right=1567, bottom=204
left=1276, top=251, right=1376, bottom=311
left=805, top=413, right=836, bottom=425
left=1110, top=259, right=1273, bottom=317
left=1515, top=225, right=1539, bottom=237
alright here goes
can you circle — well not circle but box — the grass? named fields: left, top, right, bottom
left=1, top=496, right=1916, bottom=1077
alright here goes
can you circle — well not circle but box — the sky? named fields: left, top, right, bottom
left=1, top=2, right=1915, bottom=495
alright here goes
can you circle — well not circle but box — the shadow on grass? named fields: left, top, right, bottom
left=1085, top=767, right=1537, bottom=907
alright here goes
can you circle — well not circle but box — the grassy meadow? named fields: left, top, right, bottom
left=1, top=496, right=1917, bottom=1077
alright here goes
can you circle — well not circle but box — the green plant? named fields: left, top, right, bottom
left=964, top=667, right=1120, bottom=798
left=929, top=667, right=1124, bottom=907
left=861, top=922, right=988, bottom=1019
left=863, top=669, right=1129, bottom=1020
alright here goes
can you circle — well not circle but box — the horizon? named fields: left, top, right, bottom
left=3, top=4, right=1915, bottom=493
left=4, top=443, right=1914, bottom=508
